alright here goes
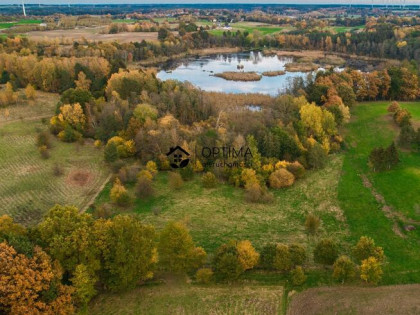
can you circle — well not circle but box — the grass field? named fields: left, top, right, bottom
left=209, top=22, right=286, bottom=37
left=89, top=275, right=283, bottom=315
left=338, top=101, right=420, bottom=284
left=330, top=25, right=365, bottom=33
left=94, top=154, right=349, bottom=254
left=0, top=19, right=42, bottom=30
left=0, top=91, right=110, bottom=226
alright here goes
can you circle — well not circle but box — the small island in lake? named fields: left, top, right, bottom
left=214, top=71, right=262, bottom=81
left=262, top=70, right=286, bottom=77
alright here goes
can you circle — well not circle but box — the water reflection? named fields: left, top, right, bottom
left=157, top=51, right=311, bottom=96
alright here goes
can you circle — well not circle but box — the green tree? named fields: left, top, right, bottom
left=94, top=215, right=156, bottom=291
left=37, top=205, right=99, bottom=276
left=71, top=264, right=97, bottom=308
left=307, top=142, right=328, bottom=169
left=158, top=222, right=206, bottom=272
left=273, top=243, right=292, bottom=272
left=212, top=241, right=244, bottom=281
left=104, top=141, right=118, bottom=163
left=291, top=266, right=307, bottom=286
left=333, top=255, right=356, bottom=283
left=289, top=243, right=306, bottom=266
left=259, top=243, right=277, bottom=269
left=314, top=239, right=338, bottom=265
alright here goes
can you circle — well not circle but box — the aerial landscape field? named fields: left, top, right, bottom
left=1, top=1, right=420, bottom=315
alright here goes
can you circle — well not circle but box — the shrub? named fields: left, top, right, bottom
left=39, top=145, right=50, bottom=159
left=289, top=244, right=306, bottom=266
left=110, top=178, right=132, bottom=206
left=286, top=161, right=305, bottom=179
left=269, top=169, right=295, bottom=189
left=202, top=172, right=217, bottom=188
left=118, top=165, right=140, bottom=184
left=307, top=142, right=327, bottom=169
left=314, top=239, right=339, bottom=265
left=387, top=101, right=400, bottom=113
left=58, top=126, right=82, bottom=143
left=135, top=176, right=154, bottom=199
left=104, top=142, right=118, bottom=163
left=305, top=213, right=320, bottom=236
left=393, top=108, right=411, bottom=126
left=52, top=163, right=64, bottom=176
left=168, top=172, right=183, bottom=190
left=94, top=140, right=102, bottom=148
left=244, top=181, right=273, bottom=203
left=352, top=236, right=385, bottom=263
left=36, top=131, right=52, bottom=149
left=146, top=161, right=158, bottom=177
left=137, top=170, right=153, bottom=181
left=398, top=124, right=416, bottom=148
left=260, top=243, right=277, bottom=269
left=193, top=160, right=204, bottom=172
left=25, top=84, right=36, bottom=100
left=273, top=244, right=292, bottom=273
left=333, top=255, right=356, bottom=283
left=180, top=164, right=194, bottom=181
left=360, top=257, right=383, bottom=284
left=291, top=266, right=306, bottom=286
left=196, top=268, right=213, bottom=284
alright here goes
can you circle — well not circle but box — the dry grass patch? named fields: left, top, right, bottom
left=89, top=280, right=283, bottom=315
left=262, top=70, right=286, bottom=77
left=214, top=71, right=262, bottom=81
left=287, top=284, right=420, bottom=315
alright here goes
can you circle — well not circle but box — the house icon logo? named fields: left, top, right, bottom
left=166, top=146, right=190, bottom=169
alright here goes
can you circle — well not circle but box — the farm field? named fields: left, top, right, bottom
left=26, top=28, right=160, bottom=43
left=338, top=101, right=420, bottom=284
left=89, top=276, right=284, bottom=315
left=0, top=91, right=110, bottom=226
left=287, top=284, right=420, bottom=315
left=94, top=154, right=349, bottom=254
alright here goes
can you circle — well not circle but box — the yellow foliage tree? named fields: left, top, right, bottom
left=75, top=72, right=91, bottom=91
left=25, top=84, right=36, bottom=100
left=236, top=240, right=259, bottom=270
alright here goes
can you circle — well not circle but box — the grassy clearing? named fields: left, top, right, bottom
left=209, top=22, right=285, bottom=36
left=94, top=154, right=349, bottom=254
left=88, top=275, right=283, bottom=315
left=287, top=284, right=420, bottom=315
left=338, top=101, right=420, bottom=284
left=0, top=19, right=42, bottom=29
left=0, top=92, right=109, bottom=226
left=330, top=25, right=365, bottom=33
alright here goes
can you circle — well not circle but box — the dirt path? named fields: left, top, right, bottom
left=360, top=174, right=420, bottom=237
left=80, top=173, right=112, bottom=213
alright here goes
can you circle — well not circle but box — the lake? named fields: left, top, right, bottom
left=157, top=51, right=315, bottom=96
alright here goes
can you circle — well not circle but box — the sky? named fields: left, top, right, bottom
left=2, top=0, right=420, bottom=4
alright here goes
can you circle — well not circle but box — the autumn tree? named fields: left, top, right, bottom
left=75, top=71, right=91, bottom=91
left=110, top=178, right=132, bottom=206
left=352, top=236, right=385, bottom=263
left=0, top=242, right=74, bottom=315
left=360, top=257, right=383, bottom=285
left=291, top=266, right=306, bottom=286
left=158, top=221, right=206, bottom=272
